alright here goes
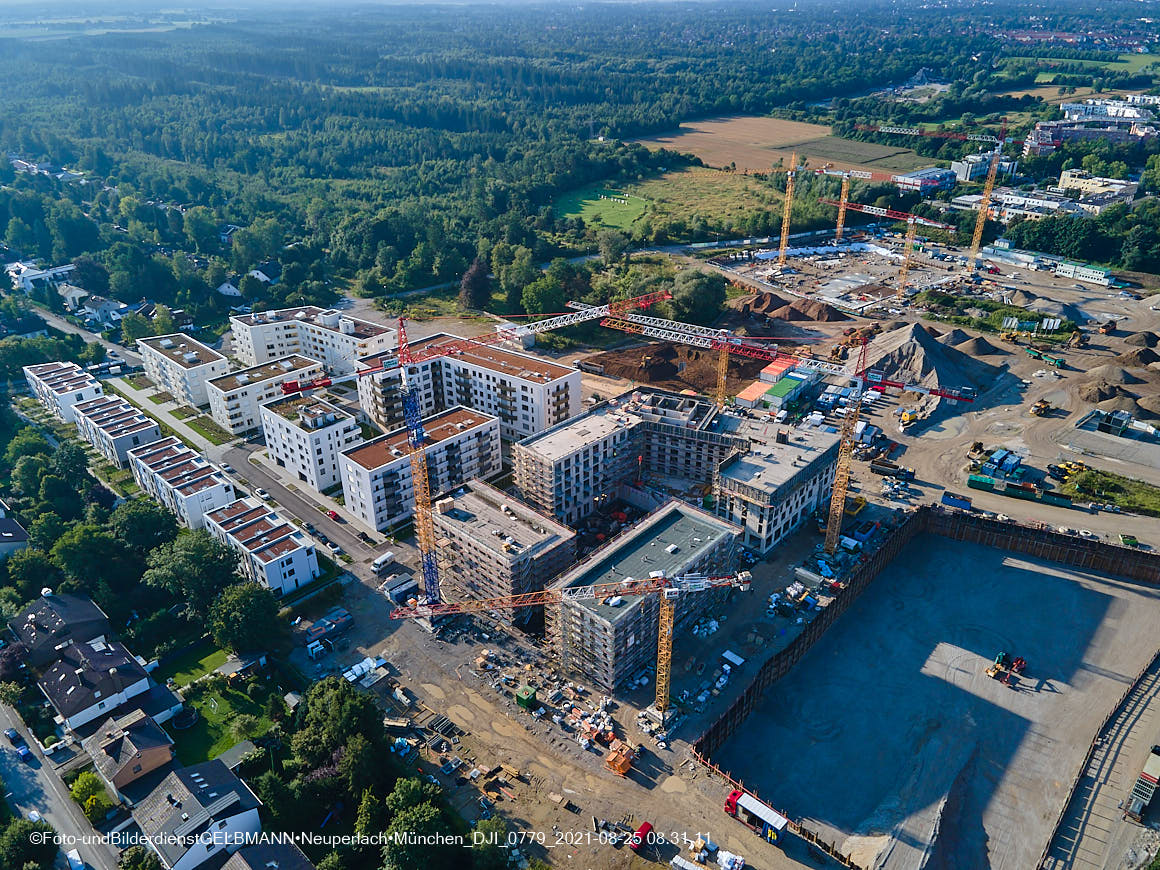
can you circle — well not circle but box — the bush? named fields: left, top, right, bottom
left=83, top=792, right=115, bottom=823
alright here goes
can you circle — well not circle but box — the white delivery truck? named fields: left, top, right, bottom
left=371, top=551, right=396, bottom=574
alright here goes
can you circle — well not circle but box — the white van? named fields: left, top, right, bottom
left=371, top=552, right=396, bottom=575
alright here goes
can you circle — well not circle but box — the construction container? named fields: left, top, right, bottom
left=515, top=685, right=537, bottom=710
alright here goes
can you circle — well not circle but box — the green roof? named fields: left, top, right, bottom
left=766, top=376, right=802, bottom=398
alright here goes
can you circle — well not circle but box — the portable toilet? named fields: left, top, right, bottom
left=516, top=685, right=538, bottom=710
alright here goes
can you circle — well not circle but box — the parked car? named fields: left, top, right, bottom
left=317, top=534, right=330, bottom=545
left=16, top=745, right=33, bottom=763
left=304, top=522, right=316, bottom=533
left=4, top=727, right=22, bottom=745
left=326, top=541, right=341, bottom=553
left=221, top=463, right=234, bottom=473
left=255, top=488, right=270, bottom=500
left=66, top=850, right=85, bottom=870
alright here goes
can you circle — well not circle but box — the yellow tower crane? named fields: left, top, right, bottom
left=834, top=175, right=851, bottom=243
left=896, top=217, right=918, bottom=303
left=824, top=340, right=868, bottom=555
left=777, top=152, right=798, bottom=267
left=969, top=125, right=1007, bottom=267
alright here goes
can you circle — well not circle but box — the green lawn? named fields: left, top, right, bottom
left=148, top=391, right=174, bottom=404
left=556, top=184, right=650, bottom=231
left=168, top=684, right=273, bottom=765
left=154, top=643, right=230, bottom=687
left=170, top=406, right=195, bottom=420
left=184, top=415, right=235, bottom=446
left=1063, top=469, right=1160, bottom=518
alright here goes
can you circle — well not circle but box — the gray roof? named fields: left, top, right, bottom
left=39, top=639, right=147, bottom=718
left=9, top=593, right=110, bottom=664
left=222, top=844, right=315, bottom=870
left=82, top=709, right=174, bottom=784
left=134, top=760, right=262, bottom=866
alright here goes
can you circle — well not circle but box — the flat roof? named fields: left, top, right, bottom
left=128, top=436, right=184, bottom=464
left=232, top=306, right=393, bottom=339
left=25, top=361, right=101, bottom=394
left=551, top=501, right=739, bottom=624
left=208, top=354, right=320, bottom=392
left=138, top=334, right=225, bottom=369
left=434, top=480, right=574, bottom=558
left=519, top=405, right=637, bottom=462
left=341, top=406, right=494, bottom=471
left=718, top=425, right=841, bottom=490
left=262, top=394, right=352, bottom=429
left=362, top=331, right=575, bottom=383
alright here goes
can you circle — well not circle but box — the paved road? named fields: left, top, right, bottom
left=36, top=308, right=142, bottom=368
left=0, top=706, right=118, bottom=870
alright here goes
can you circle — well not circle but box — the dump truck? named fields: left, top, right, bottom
left=304, top=608, right=353, bottom=643
left=1099, top=319, right=1117, bottom=335
left=1029, top=399, right=1051, bottom=417
left=1025, top=347, right=1063, bottom=367
left=724, top=789, right=789, bottom=844
left=1124, top=746, right=1160, bottom=822
left=870, top=459, right=915, bottom=480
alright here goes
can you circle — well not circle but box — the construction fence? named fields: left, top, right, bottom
left=689, top=505, right=1160, bottom=865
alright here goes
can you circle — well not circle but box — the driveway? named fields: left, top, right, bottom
left=0, top=706, right=119, bottom=870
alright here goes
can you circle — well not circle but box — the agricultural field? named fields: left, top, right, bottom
left=1013, top=52, right=1160, bottom=75
left=633, top=114, right=928, bottom=173
left=557, top=166, right=782, bottom=233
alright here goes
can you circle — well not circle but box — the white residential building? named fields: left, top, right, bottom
left=206, top=354, right=324, bottom=436
left=205, top=499, right=320, bottom=596
left=260, top=395, right=364, bottom=493
left=229, top=306, right=396, bottom=375
left=357, top=332, right=581, bottom=440
left=73, top=395, right=162, bottom=467
left=340, top=407, right=501, bottom=531
left=23, top=361, right=104, bottom=423
left=128, top=437, right=237, bottom=529
left=136, top=334, right=229, bottom=407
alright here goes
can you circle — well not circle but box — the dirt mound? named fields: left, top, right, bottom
left=751, top=292, right=789, bottom=313
left=769, top=298, right=849, bottom=322
left=882, top=320, right=908, bottom=332
left=589, top=341, right=766, bottom=394
left=1116, top=347, right=1160, bottom=366
left=1097, top=395, right=1142, bottom=415
left=936, top=328, right=970, bottom=346
left=954, top=336, right=1000, bottom=356
left=1125, top=331, right=1159, bottom=348
left=865, top=323, right=1002, bottom=416
left=1086, top=365, right=1143, bottom=385
left=1077, top=381, right=1130, bottom=403
left=1007, top=289, right=1038, bottom=307
left=1137, top=395, right=1160, bottom=418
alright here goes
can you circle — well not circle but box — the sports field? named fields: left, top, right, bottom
left=633, top=114, right=928, bottom=174
left=556, top=166, right=782, bottom=232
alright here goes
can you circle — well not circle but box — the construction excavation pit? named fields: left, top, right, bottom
left=708, top=533, right=1160, bottom=870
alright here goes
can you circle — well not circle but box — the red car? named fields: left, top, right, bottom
left=326, top=510, right=340, bottom=521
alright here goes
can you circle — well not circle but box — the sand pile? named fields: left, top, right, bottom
left=1086, top=365, right=1143, bottom=385
left=770, top=298, right=849, bottom=322
left=936, top=328, right=970, bottom=346
left=865, top=323, right=1002, bottom=415
left=1137, top=395, right=1160, bottom=418
left=1007, top=289, right=1038, bottom=307
left=955, top=336, right=1001, bottom=356
left=882, top=320, right=908, bottom=332
left=750, top=292, right=789, bottom=313
left=1097, top=396, right=1143, bottom=415
left=1027, top=297, right=1087, bottom=324
left=1125, top=331, right=1159, bottom=348
left=1116, top=347, right=1160, bottom=366
left=1077, top=381, right=1130, bottom=403
left=589, top=341, right=765, bottom=393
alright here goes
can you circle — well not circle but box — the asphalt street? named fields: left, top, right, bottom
left=0, top=705, right=119, bottom=870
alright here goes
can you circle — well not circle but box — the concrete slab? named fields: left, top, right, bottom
left=712, top=535, right=1160, bottom=869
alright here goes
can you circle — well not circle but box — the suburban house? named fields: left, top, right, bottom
left=8, top=592, right=111, bottom=668
left=82, top=295, right=129, bottom=326
left=246, top=261, right=281, bottom=284
left=38, top=639, right=153, bottom=731
left=56, top=283, right=89, bottom=311
left=5, top=261, right=76, bottom=293
left=82, top=709, right=176, bottom=803
left=133, top=759, right=263, bottom=870
left=0, top=517, right=29, bottom=559
left=222, top=844, right=315, bottom=870
left=215, top=278, right=242, bottom=297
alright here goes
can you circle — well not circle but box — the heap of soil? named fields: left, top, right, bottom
left=1137, top=395, right=1160, bottom=418
left=588, top=341, right=765, bottom=394
left=750, top=292, right=789, bottom=313
left=1007, top=289, right=1038, bottom=307
left=936, top=328, right=970, bottom=346
left=769, top=298, right=849, bottom=322
left=1116, top=347, right=1160, bottom=366
left=954, top=336, right=1001, bottom=356
left=864, top=323, right=1003, bottom=414
left=1097, top=395, right=1143, bottom=415
left=1086, top=365, right=1143, bottom=385
left=882, top=320, right=908, bottom=331
left=1077, top=381, right=1130, bottom=403
left=1125, top=331, right=1159, bottom=348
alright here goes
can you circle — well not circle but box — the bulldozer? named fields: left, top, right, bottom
left=1029, top=399, right=1051, bottom=417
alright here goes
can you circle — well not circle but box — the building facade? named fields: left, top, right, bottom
left=205, top=499, right=320, bottom=595
left=229, top=307, right=396, bottom=374
left=546, top=501, right=741, bottom=691
left=432, top=480, right=576, bottom=623
left=206, top=354, right=325, bottom=435
left=128, top=437, right=237, bottom=529
left=339, top=407, right=501, bottom=531
left=137, top=334, right=229, bottom=407
left=260, top=395, right=364, bottom=493
left=357, top=333, right=581, bottom=441
left=73, top=395, right=162, bottom=468
left=23, top=361, right=103, bottom=422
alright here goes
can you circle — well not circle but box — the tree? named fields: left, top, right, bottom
left=354, top=787, right=384, bottom=839
left=239, top=274, right=266, bottom=300
left=382, top=802, right=461, bottom=870
left=118, top=846, right=163, bottom=870
left=183, top=207, right=219, bottom=253
left=51, top=525, right=128, bottom=583
left=70, top=770, right=106, bottom=805
left=7, top=549, right=58, bottom=600
left=71, top=257, right=110, bottom=296
left=0, top=681, right=22, bottom=706
left=151, top=305, right=176, bottom=336
left=110, top=500, right=178, bottom=554
left=119, top=312, right=152, bottom=343
left=668, top=268, right=726, bottom=325
left=0, top=642, right=27, bottom=681
left=209, top=582, right=279, bottom=652
left=339, top=733, right=380, bottom=796
left=520, top=275, right=565, bottom=315
left=12, top=454, right=48, bottom=496
left=4, top=428, right=51, bottom=466
left=472, top=817, right=510, bottom=870
left=385, top=777, right=440, bottom=814
left=0, top=818, right=58, bottom=870
left=290, top=677, right=383, bottom=766
left=458, top=257, right=490, bottom=309
left=27, top=514, right=67, bottom=553
left=597, top=229, right=629, bottom=267
left=231, top=713, right=262, bottom=740
left=51, top=441, right=88, bottom=480
left=143, top=531, right=239, bottom=621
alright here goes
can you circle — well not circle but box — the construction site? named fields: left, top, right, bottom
left=273, top=144, right=1160, bottom=870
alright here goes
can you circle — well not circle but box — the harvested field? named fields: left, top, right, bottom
left=713, top=536, right=1160, bottom=870
left=633, top=115, right=928, bottom=174
left=587, top=341, right=764, bottom=394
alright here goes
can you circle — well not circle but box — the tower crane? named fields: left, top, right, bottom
left=391, top=571, right=753, bottom=721
left=817, top=199, right=956, bottom=233
left=777, top=152, right=798, bottom=267
left=969, top=135, right=1006, bottom=267
left=279, top=288, right=672, bottom=603
left=895, top=217, right=919, bottom=303
left=813, top=166, right=905, bottom=243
